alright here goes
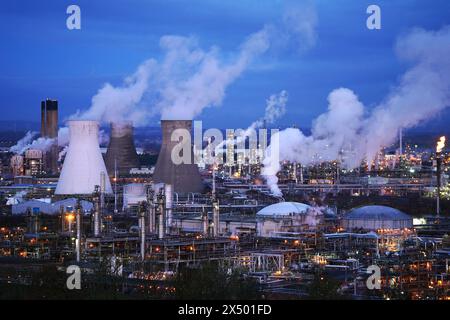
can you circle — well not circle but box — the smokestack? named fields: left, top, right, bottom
left=153, top=120, right=203, bottom=193
left=40, top=99, right=59, bottom=174
left=56, top=121, right=112, bottom=195
left=105, top=122, right=140, bottom=176
left=41, top=101, right=46, bottom=137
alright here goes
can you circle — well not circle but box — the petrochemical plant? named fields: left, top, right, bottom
left=0, top=101, right=449, bottom=300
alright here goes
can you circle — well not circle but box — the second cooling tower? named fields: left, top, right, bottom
left=153, top=120, right=203, bottom=193
left=55, top=120, right=112, bottom=195
left=105, top=122, right=140, bottom=176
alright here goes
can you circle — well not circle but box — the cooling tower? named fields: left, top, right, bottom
left=105, top=122, right=140, bottom=176
left=55, top=120, right=112, bottom=195
left=153, top=120, right=203, bottom=193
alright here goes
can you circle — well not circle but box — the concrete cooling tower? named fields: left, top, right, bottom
left=153, top=120, right=203, bottom=193
left=55, top=120, right=112, bottom=195
left=105, top=122, right=140, bottom=176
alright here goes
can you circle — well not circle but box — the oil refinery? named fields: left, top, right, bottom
left=1, top=0, right=450, bottom=305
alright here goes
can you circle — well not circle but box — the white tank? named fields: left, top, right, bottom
left=55, top=120, right=112, bottom=195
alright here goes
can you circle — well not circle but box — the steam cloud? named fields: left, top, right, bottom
left=67, top=1, right=316, bottom=125
left=263, top=26, right=450, bottom=196
left=11, top=1, right=317, bottom=155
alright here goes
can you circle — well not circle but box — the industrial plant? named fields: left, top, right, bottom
left=0, top=99, right=449, bottom=301
left=1, top=0, right=450, bottom=304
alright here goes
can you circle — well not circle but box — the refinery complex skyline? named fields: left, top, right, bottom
left=0, top=0, right=450, bottom=307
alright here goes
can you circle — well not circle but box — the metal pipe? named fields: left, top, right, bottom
left=76, top=200, right=82, bottom=263
left=212, top=197, right=220, bottom=237
left=437, top=154, right=442, bottom=218
left=139, top=202, right=146, bottom=261
left=146, top=187, right=156, bottom=234
left=93, top=186, right=101, bottom=237
left=164, top=184, right=173, bottom=234
left=202, top=206, right=208, bottom=236
left=158, top=191, right=165, bottom=239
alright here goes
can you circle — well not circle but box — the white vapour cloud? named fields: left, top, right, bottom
left=216, top=90, right=288, bottom=153
left=13, top=1, right=317, bottom=152
left=10, top=131, right=56, bottom=155
left=67, top=1, right=316, bottom=125
left=10, top=131, right=38, bottom=154
left=263, top=26, right=450, bottom=196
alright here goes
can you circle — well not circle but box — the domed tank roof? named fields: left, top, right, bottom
left=257, top=202, right=311, bottom=216
left=345, top=205, right=410, bottom=221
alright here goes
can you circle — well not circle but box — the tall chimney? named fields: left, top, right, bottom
left=153, top=120, right=203, bottom=193
left=55, top=120, right=112, bottom=195
left=105, top=122, right=140, bottom=176
left=40, top=99, right=59, bottom=173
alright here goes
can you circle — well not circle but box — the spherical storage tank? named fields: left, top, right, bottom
left=342, top=205, right=413, bottom=231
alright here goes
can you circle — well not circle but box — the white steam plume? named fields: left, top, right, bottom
left=263, top=26, right=450, bottom=196
left=216, top=90, right=288, bottom=153
left=10, top=131, right=38, bottom=154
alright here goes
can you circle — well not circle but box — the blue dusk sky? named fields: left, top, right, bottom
left=0, top=0, right=449, bottom=130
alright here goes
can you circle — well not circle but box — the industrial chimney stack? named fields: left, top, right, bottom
left=40, top=99, right=59, bottom=174
left=153, top=120, right=203, bottom=193
left=105, top=122, right=140, bottom=176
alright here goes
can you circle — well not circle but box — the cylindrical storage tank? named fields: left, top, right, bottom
left=55, top=120, right=112, bottom=195
left=342, top=205, right=413, bottom=231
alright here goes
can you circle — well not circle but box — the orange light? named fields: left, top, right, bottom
left=66, top=214, right=75, bottom=222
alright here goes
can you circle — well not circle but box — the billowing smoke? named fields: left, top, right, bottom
left=250, top=90, right=288, bottom=131
left=10, top=131, right=56, bottom=155
left=216, top=90, right=288, bottom=152
left=13, top=1, right=317, bottom=153
left=10, top=131, right=38, bottom=154
left=263, top=26, right=450, bottom=195
left=67, top=1, right=316, bottom=125
left=70, top=59, right=155, bottom=126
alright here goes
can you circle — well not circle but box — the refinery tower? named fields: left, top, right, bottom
left=153, top=120, right=204, bottom=193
